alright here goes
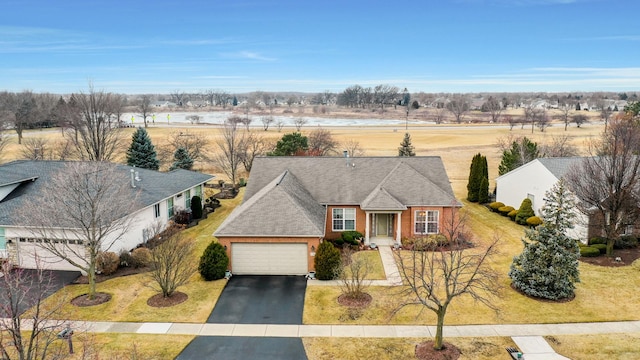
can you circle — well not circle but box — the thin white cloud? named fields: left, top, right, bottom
left=221, top=51, right=276, bottom=62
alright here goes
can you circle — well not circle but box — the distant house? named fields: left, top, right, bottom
left=494, top=157, right=639, bottom=242
left=0, top=161, right=213, bottom=271
left=215, top=156, right=460, bottom=275
left=151, top=101, right=177, bottom=108
left=186, top=100, right=208, bottom=108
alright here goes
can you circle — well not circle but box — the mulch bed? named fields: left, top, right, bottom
left=71, top=292, right=112, bottom=307
left=337, top=293, right=372, bottom=308
left=579, top=247, right=640, bottom=267
left=72, top=266, right=150, bottom=284
left=415, top=341, right=461, bottom=360
left=147, top=292, right=188, bottom=308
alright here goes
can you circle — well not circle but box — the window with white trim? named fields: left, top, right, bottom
left=332, top=208, right=356, bottom=231
left=167, top=198, right=174, bottom=218
left=154, top=203, right=161, bottom=218
left=0, top=228, right=5, bottom=251
left=415, top=210, right=439, bottom=234
left=185, top=189, right=191, bottom=209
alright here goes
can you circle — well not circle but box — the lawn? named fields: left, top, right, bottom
left=347, top=249, right=386, bottom=280
left=304, top=200, right=640, bottom=325
left=42, top=190, right=244, bottom=323
left=546, top=333, right=640, bottom=360
left=56, top=333, right=193, bottom=360
left=303, top=337, right=517, bottom=360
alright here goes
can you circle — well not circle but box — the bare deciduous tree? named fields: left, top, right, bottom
left=566, top=118, right=640, bottom=255
left=261, top=116, right=274, bottom=131
left=186, top=115, right=201, bottom=124
left=541, top=134, right=579, bottom=158
left=393, top=236, right=500, bottom=351
left=213, top=119, right=244, bottom=185
left=432, top=106, right=447, bottom=124
left=276, top=119, right=285, bottom=132
left=20, top=137, right=49, bottom=160
left=446, top=94, right=470, bottom=124
left=67, top=85, right=124, bottom=162
left=308, top=128, right=338, bottom=156
left=21, top=162, right=139, bottom=300
left=485, top=96, right=503, bottom=123
left=171, top=90, right=186, bottom=106
left=137, top=95, right=153, bottom=128
left=159, top=130, right=209, bottom=166
left=338, top=247, right=372, bottom=302
left=147, top=234, right=196, bottom=298
left=598, top=100, right=613, bottom=131
left=238, top=131, right=269, bottom=173
left=341, top=139, right=365, bottom=157
left=0, top=262, right=72, bottom=360
left=535, top=109, right=550, bottom=132
left=559, top=101, right=574, bottom=131
left=573, top=114, right=588, bottom=128
left=293, top=117, right=307, bottom=131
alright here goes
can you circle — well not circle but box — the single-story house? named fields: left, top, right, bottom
left=0, top=160, right=213, bottom=271
left=496, top=157, right=589, bottom=240
left=214, top=156, right=461, bottom=275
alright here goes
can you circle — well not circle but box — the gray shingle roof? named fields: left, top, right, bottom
left=215, top=156, right=459, bottom=237
left=214, top=170, right=325, bottom=237
left=244, top=156, right=459, bottom=206
left=0, top=160, right=213, bottom=227
left=537, top=157, right=585, bottom=179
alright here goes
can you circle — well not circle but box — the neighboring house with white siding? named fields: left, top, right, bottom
left=0, top=160, right=213, bottom=271
left=496, top=157, right=588, bottom=241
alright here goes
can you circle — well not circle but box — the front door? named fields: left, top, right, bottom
left=375, top=214, right=391, bottom=237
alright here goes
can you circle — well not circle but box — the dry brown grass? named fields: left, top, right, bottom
left=303, top=336, right=516, bottom=360
left=42, top=191, right=244, bottom=323
left=546, top=333, right=640, bottom=360
left=59, top=333, right=193, bottom=359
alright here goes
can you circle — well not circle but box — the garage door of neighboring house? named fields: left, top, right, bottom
left=17, top=241, right=85, bottom=272
left=231, top=243, right=308, bottom=275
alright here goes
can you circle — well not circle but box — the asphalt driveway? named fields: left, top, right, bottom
left=207, top=275, right=307, bottom=324
left=176, top=336, right=307, bottom=360
left=0, top=269, right=81, bottom=316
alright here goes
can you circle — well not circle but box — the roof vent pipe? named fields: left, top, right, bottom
left=130, top=169, right=136, bottom=188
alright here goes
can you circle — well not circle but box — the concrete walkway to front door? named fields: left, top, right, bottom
left=307, top=246, right=402, bottom=286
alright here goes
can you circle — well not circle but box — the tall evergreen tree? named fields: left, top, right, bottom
left=398, top=132, right=415, bottom=156
left=126, top=127, right=160, bottom=170
left=467, top=153, right=488, bottom=202
left=170, top=147, right=194, bottom=170
left=509, top=179, right=580, bottom=300
left=498, top=137, right=539, bottom=175
left=268, top=132, right=308, bottom=156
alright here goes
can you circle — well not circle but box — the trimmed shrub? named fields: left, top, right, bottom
left=615, top=235, right=639, bottom=249
left=526, top=216, right=543, bottom=227
left=508, top=209, right=518, bottom=220
left=489, top=202, right=504, bottom=212
left=589, top=237, right=608, bottom=245
left=191, top=196, right=203, bottom=219
left=198, top=242, right=229, bottom=281
left=314, top=241, right=341, bottom=280
left=174, top=209, right=191, bottom=225
left=515, top=198, right=535, bottom=225
left=414, top=234, right=448, bottom=250
left=341, top=231, right=363, bottom=245
left=333, top=238, right=345, bottom=247
left=591, top=243, right=607, bottom=254
left=131, top=247, right=152, bottom=268
left=580, top=246, right=601, bottom=257
left=97, top=252, right=119, bottom=275
left=118, top=249, right=134, bottom=267
left=498, top=206, right=515, bottom=216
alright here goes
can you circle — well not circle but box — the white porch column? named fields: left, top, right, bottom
left=395, top=212, right=402, bottom=243
left=365, top=211, right=370, bottom=245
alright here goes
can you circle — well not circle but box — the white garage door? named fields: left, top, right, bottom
left=232, top=243, right=308, bottom=275
left=17, top=241, right=85, bottom=271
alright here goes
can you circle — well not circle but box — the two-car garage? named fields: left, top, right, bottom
left=230, top=242, right=309, bottom=275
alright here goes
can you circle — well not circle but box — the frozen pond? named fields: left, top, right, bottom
left=121, top=111, right=425, bottom=127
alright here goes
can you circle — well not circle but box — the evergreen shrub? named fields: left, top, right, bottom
left=199, top=242, right=229, bottom=281
left=489, top=202, right=504, bottom=212
left=314, top=241, right=341, bottom=280
left=515, top=198, right=535, bottom=225
left=191, top=196, right=203, bottom=219
left=508, top=210, right=518, bottom=220
left=615, top=235, right=638, bottom=249
left=498, top=206, right=515, bottom=216
left=526, top=216, right=543, bottom=227
left=580, top=246, right=601, bottom=257
left=591, top=243, right=607, bottom=254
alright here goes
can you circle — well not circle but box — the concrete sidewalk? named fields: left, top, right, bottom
left=60, top=320, right=640, bottom=338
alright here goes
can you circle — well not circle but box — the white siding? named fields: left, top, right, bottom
left=496, top=159, right=588, bottom=242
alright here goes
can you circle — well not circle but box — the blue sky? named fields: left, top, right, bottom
left=1, top=0, right=639, bottom=94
